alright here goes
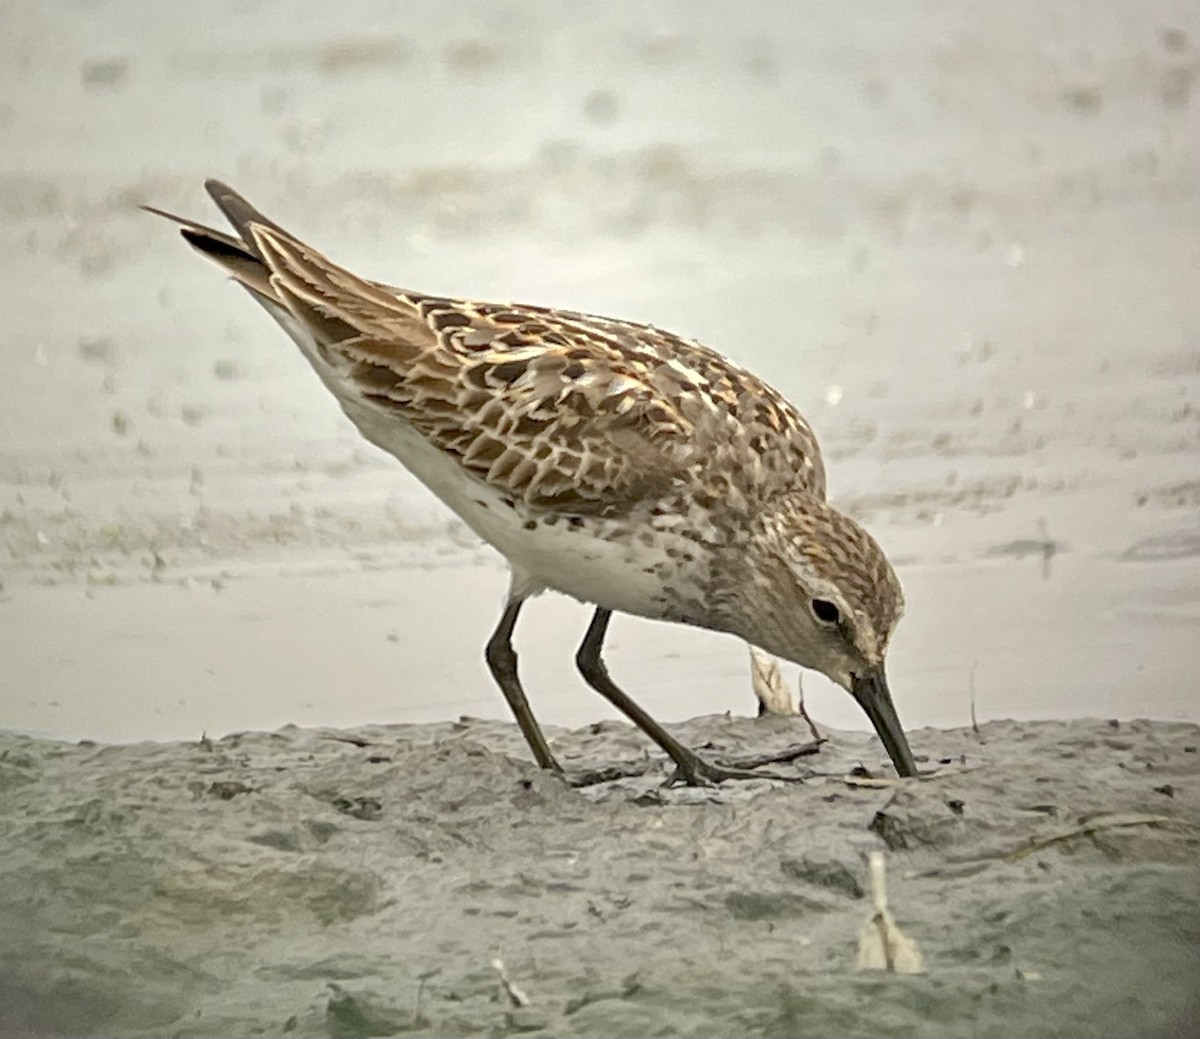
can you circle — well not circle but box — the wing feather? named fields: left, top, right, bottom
left=146, top=182, right=826, bottom=514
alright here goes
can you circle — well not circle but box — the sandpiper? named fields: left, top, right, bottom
left=146, top=180, right=918, bottom=784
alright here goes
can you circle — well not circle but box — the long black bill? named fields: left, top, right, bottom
left=850, top=669, right=918, bottom=777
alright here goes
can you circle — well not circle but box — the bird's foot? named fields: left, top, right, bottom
left=665, top=748, right=809, bottom=787
left=553, top=742, right=821, bottom=789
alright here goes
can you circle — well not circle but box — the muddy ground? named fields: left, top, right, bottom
left=1, top=717, right=1197, bottom=1037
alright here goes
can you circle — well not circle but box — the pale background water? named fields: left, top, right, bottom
left=1, top=0, right=1198, bottom=744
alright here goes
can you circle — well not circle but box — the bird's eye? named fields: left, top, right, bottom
left=811, top=598, right=841, bottom=625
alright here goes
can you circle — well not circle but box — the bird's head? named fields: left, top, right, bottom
left=735, top=497, right=918, bottom=777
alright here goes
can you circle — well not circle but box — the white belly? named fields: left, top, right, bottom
left=343, top=397, right=677, bottom=616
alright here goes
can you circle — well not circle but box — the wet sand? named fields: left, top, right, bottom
left=2, top=1, right=1200, bottom=1035
left=1, top=717, right=1197, bottom=1037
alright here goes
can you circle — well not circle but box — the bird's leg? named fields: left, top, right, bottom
left=574, top=608, right=801, bottom=787
left=484, top=599, right=563, bottom=774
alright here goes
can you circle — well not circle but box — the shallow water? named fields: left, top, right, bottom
left=1, top=0, right=1199, bottom=746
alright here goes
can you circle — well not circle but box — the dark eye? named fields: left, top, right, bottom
left=811, top=598, right=841, bottom=625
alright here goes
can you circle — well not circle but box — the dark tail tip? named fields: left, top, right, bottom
left=180, top=226, right=257, bottom=263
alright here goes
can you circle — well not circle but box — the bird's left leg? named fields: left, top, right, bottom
left=574, top=608, right=805, bottom=786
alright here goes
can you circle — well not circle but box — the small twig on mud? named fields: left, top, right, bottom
left=856, top=851, right=924, bottom=973
left=835, top=765, right=986, bottom=787
left=1005, top=812, right=1188, bottom=862
left=969, top=661, right=981, bottom=738
left=718, top=739, right=825, bottom=770
left=491, top=958, right=531, bottom=1008
left=795, top=672, right=823, bottom=743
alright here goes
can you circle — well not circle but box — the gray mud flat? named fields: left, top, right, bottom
left=1, top=716, right=1197, bottom=1038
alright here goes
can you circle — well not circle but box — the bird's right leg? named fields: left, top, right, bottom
left=484, top=599, right=563, bottom=774
left=574, top=608, right=805, bottom=786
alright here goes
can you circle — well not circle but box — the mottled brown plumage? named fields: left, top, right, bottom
left=146, top=179, right=918, bottom=784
